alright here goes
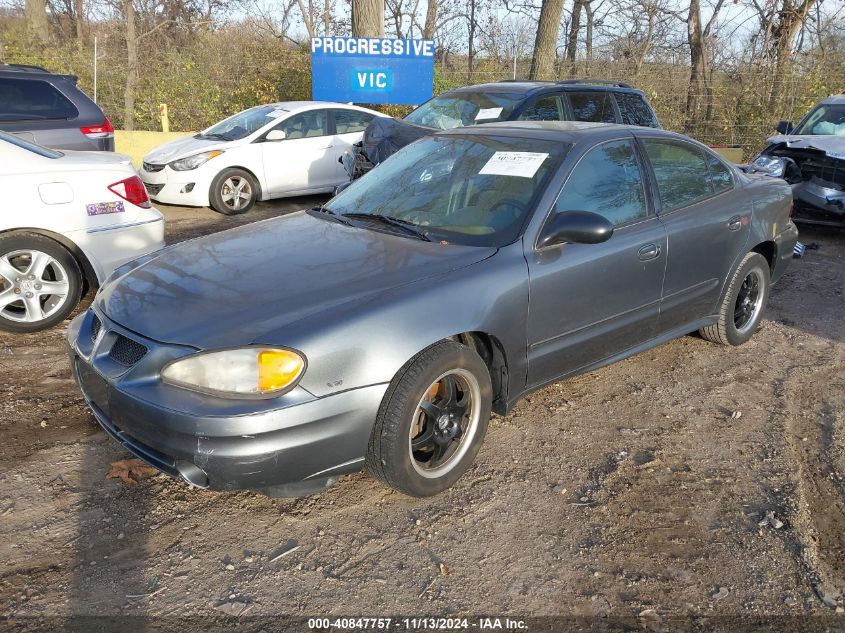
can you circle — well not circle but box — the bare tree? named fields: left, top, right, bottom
left=352, top=0, right=384, bottom=36
left=423, top=0, right=437, bottom=38
left=685, top=0, right=725, bottom=129
left=529, top=0, right=564, bottom=79
left=122, top=0, right=138, bottom=130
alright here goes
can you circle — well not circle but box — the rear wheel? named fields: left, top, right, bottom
left=0, top=233, right=82, bottom=333
left=366, top=340, right=493, bottom=497
left=700, top=252, right=770, bottom=346
left=209, top=168, right=258, bottom=215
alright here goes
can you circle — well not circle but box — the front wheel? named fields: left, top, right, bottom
left=700, top=252, right=770, bottom=346
left=0, top=233, right=82, bottom=333
left=209, top=168, right=258, bottom=215
left=366, top=340, right=493, bottom=497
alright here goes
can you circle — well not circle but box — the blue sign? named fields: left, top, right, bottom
left=311, top=37, right=434, bottom=105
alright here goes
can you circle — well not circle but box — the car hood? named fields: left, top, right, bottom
left=143, top=135, right=230, bottom=164
left=765, top=134, right=845, bottom=160
left=96, top=211, right=497, bottom=349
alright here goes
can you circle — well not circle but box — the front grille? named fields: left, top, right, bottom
left=109, top=334, right=148, bottom=367
left=144, top=182, right=164, bottom=195
left=91, top=313, right=102, bottom=342
left=143, top=162, right=165, bottom=173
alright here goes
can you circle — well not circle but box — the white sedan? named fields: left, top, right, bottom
left=0, top=132, right=164, bottom=332
left=139, top=101, right=387, bottom=215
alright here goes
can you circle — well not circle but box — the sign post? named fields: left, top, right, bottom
left=311, top=37, right=435, bottom=105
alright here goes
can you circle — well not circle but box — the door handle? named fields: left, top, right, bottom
left=638, top=243, right=661, bottom=261
left=727, top=216, right=743, bottom=231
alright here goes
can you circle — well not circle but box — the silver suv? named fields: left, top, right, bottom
left=0, top=64, right=114, bottom=151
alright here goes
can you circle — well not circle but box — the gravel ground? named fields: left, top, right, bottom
left=0, top=199, right=843, bottom=633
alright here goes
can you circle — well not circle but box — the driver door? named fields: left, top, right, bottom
left=259, top=109, right=337, bottom=195
left=526, top=137, right=667, bottom=386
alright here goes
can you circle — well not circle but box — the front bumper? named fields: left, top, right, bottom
left=139, top=164, right=213, bottom=208
left=792, top=180, right=845, bottom=227
left=67, top=309, right=387, bottom=493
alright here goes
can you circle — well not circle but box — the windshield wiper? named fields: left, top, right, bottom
left=342, top=213, right=432, bottom=241
left=199, top=132, right=233, bottom=141
left=312, top=205, right=353, bottom=226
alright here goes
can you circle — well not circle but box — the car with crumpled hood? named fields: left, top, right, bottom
left=748, top=94, right=845, bottom=227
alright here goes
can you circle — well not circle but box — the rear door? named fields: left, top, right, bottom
left=330, top=109, right=377, bottom=179
left=637, top=135, right=750, bottom=332
left=526, top=136, right=667, bottom=385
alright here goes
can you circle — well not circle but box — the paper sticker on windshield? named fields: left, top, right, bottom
left=86, top=201, right=125, bottom=216
left=475, top=107, right=503, bottom=121
left=479, top=152, right=549, bottom=178
left=267, top=109, right=288, bottom=119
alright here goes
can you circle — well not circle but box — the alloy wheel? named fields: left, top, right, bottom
left=0, top=249, right=71, bottom=323
left=733, top=270, right=763, bottom=333
left=408, top=368, right=482, bottom=479
left=221, top=176, right=252, bottom=211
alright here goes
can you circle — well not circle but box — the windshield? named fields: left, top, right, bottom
left=793, top=104, right=845, bottom=136
left=0, top=131, right=63, bottom=158
left=326, top=134, right=569, bottom=246
left=199, top=105, right=285, bottom=141
left=404, top=92, right=523, bottom=130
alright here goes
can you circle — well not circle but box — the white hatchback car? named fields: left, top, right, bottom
left=0, top=132, right=164, bottom=332
left=140, top=101, right=387, bottom=215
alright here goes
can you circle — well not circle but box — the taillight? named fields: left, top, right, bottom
left=81, top=118, right=114, bottom=138
left=109, top=176, right=151, bottom=209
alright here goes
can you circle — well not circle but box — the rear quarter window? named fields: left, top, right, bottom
left=566, top=91, right=616, bottom=123
left=614, top=92, right=658, bottom=128
left=0, top=77, right=79, bottom=121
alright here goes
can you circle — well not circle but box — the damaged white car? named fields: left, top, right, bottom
left=749, top=94, right=845, bottom=227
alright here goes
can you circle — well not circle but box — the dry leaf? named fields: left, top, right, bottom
left=106, top=459, right=157, bottom=485
left=439, top=562, right=449, bottom=576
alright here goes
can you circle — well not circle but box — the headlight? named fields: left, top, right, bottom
left=750, top=155, right=786, bottom=178
left=161, top=347, right=306, bottom=398
left=169, top=150, right=224, bottom=171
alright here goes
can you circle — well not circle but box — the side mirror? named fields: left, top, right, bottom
left=775, top=120, right=794, bottom=135
left=538, top=211, right=614, bottom=248
left=266, top=129, right=287, bottom=141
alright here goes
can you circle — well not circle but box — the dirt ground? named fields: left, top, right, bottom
left=0, top=199, right=843, bottom=633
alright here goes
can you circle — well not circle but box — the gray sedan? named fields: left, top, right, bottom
left=67, top=122, right=798, bottom=497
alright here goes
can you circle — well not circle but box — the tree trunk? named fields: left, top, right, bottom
left=467, top=0, right=476, bottom=82
left=685, top=0, right=706, bottom=131
left=584, top=0, right=593, bottom=62
left=296, top=0, right=316, bottom=38
left=423, top=0, right=437, bottom=39
left=767, top=0, right=816, bottom=109
left=74, top=0, right=85, bottom=45
left=323, top=0, right=331, bottom=34
left=24, top=0, right=50, bottom=44
left=352, top=0, right=384, bottom=37
left=529, top=0, right=564, bottom=80
left=123, top=0, right=138, bottom=132
left=566, top=0, right=582, bottom=70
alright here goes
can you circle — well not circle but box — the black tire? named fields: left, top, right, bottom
left=0, top=233, right=82, bottom=333
left=700, top=252, right=770, bottom=346
left=366, top=340, right=493, bottom=497
left=209, top=168, right=258, bottom=215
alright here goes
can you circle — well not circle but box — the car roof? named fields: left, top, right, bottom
left=435, top=120, right=683, bottom=144
left=444, top=80, right=644, bottom=98
left=820, top=94, right=845, bottom=105
left=0, top=63, right=78, bottom=84
left=262, top=101, right=381, bottom=114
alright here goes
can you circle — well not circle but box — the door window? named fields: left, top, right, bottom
left=614, top=92, right=658, bottom=128
left=333, top=109, right=375, bottom=134
left=553, top=139, right=648, bottom=226
left=566, top=91, right=616, bottom=123
left=275, top=110, right=329, bottom=139
left=0, top=78, right=78, bottom=121
left=641, top=139, right=715, bottom=210
left=707, top=154, right=734, bottom=194
left=517, top=95, right=563, bottom=121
